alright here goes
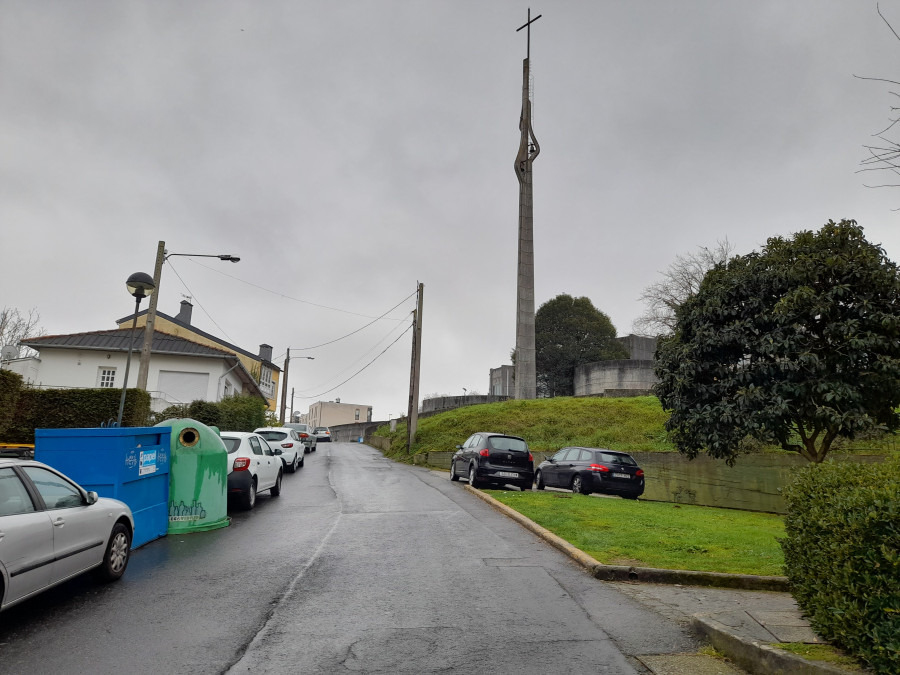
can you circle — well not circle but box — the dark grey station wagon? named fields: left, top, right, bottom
left=449, top=432, right=534, bottom=491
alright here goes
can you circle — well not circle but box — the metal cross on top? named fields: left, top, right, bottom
left=516, top=8, right=542, bottom=60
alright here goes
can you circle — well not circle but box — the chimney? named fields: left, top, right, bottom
left=259, top=344, right=273, bottom=362
left=175, top=300, right=193, bottom=324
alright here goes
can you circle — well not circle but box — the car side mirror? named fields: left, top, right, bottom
left=548, top=458, right=556, bottom=463
left=85, top=491, right=99, bottom=505
left=274, top=449, right=283, bottom=455
left=455, top=445, right=463, bottom=450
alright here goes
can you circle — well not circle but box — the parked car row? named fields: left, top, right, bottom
left=222, top=426, right=326, bottom=511
left=449, top=431, right=645, bottom=499
left=0, top=424, right=332, bottom=612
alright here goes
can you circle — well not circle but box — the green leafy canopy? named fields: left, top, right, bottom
left=655, top=220, right=900, bottom=464
left=535, top=294, right=626, bottom=397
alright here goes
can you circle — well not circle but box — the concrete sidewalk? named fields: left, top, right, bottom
left=460, top=482, right=866, bottom=675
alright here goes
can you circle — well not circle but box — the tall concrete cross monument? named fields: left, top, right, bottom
left=513, top=9, right=541, bottom=400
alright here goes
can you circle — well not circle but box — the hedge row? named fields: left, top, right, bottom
left=151, top=396, right=270, bottom=432
left=0, top=381, right=151, bottom=443
left=781, top=460, right=900, bottom=674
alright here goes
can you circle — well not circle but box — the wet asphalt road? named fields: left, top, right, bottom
left=0, top=442, right=698, bottom=674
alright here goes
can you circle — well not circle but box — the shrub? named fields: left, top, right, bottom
left=781, top=459, right=900, bottom=674
left=0, top=370, right=23, bottom=438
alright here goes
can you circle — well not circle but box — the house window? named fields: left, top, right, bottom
left=367, top=408, right=372, bottom=422
left=98, top=368, right=116, bottom=388
left=355, top=408, right=360, bottom=421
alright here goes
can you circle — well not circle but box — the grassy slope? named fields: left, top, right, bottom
left=377, top=396, right=897, bottom=457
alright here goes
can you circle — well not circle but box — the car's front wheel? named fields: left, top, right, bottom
left=449, top=461, right=460, bottom=482
left=97, top=522, right=131, bottom=582
left=535, top=470, right=545, bottom=490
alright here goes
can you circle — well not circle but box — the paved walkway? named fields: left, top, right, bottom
left=460, top=481, right=865, bottom=675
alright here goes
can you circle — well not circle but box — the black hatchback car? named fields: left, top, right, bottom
left=449, top=432, right=534, bottom=491
left=535, top=447, right=644, bottom=499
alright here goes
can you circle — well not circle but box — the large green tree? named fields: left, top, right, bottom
left=535, top=294, right=626, bottom=397
left=656, top=220, right=900, bottom=464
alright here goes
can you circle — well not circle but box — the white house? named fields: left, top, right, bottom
left=9, top=327, right=267, bottom=413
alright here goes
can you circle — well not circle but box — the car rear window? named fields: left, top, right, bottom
left=487, top=436, right=528, bottom=452
left=221, top=437, right=241, bottom=454
left=597, top=452, right=637, bottom=466
left=257, top=431, right=288, bottom=442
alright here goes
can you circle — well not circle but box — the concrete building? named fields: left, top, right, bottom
left=307, top=399, right=372, bottom=429
left=114, top=300, right=280, bottom=410
left=574, top=334, right=659, bottom=397
left=489, top=365, right=514, bottom=397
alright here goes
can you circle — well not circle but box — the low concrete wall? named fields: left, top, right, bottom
left=421, top=395, right=509, bottom=414
left=393, top=448, right=886, bottom=514
left=574, top=359, right=658, bottom=396
left=330, top=421, right=384, bottom=443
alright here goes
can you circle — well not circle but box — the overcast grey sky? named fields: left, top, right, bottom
left=2, top=1, right=899, bottom=421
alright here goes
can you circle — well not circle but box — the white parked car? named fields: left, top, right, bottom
left=0, top=458, right=135, bottom=611
left=221, top=432, right=284, bottom=511
left=253, top=427, right=305, bottom=472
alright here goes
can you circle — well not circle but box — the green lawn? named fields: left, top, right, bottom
left=486, top=490, right=786, bottom=576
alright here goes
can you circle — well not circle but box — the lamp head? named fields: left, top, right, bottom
left=219, top=255, right=240, bottom=263
left=126, top=272, right=156, bottom=300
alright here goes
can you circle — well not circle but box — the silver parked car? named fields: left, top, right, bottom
left=283, top=423, right=317, bottom=453
left=0, top=458, right=135, bottom=611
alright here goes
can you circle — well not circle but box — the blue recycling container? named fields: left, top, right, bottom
left=34, top=427, right=171, bottom=548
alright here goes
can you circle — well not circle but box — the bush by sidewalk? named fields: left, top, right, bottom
left=781, top=459, right=899, bottom=675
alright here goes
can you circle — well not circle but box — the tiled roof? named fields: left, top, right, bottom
left=21, top=328, right=234, bottom=358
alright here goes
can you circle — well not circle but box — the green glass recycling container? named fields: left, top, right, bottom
left=155, top=418, right=229, bottom=534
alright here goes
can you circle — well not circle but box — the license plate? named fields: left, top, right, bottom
left=496, top=471, right=519, bottom=478
left=612, top=473, right=631, bottom=479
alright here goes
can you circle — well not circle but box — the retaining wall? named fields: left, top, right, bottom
left=395, top=448, right=886, bottom=514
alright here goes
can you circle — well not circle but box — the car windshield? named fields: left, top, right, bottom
left=487, top=436, right=528, bottom=452
left=597, top=452, right=637, bottom=466
left=257, top=431, right=288, bottom=442
left=221, top=437, right=241, bottom=454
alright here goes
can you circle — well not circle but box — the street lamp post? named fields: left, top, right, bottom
left=136, top=241, right=240, bottom=390
left=117, top=272, right=156, bottom=426
left=279, top=350, right=314, bottom=425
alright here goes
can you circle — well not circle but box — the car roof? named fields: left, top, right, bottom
left=220, top=431, right=257, bottom=438
left=254, top=427, right=293, bottom=432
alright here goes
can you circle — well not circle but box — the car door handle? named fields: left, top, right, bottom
left=53, top=517, right=65, bottom=528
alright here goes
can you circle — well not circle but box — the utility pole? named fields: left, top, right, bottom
left=279, top=349, right=290, bottom=425
left=137, top=240, right=166, bottom=390
left=513, top=9, right=541, bottom=400
left=291, top=387, right=295, bottom=423
left=406, top=282, right=424, bottom=452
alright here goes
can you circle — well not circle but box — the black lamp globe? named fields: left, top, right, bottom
left=126, top=272, right=156, bottom=299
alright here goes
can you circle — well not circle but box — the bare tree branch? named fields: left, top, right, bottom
left=0, top=307, right=45, bottom=359
left=632, top=239, right=735, bottom=337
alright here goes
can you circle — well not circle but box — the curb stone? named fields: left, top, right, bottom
left=692, top=615, right=862, bottom=675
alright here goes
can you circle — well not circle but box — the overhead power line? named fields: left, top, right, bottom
left=187, top=258, right=410, bottom=320
left=294, top=320, right=414, bottom=400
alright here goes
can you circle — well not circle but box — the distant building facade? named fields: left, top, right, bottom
left=307, top=399, right=372, bottom=429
